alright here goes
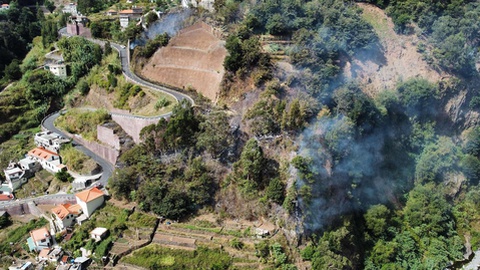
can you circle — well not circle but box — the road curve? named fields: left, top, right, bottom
left=0, top=30, right=197, bottom=207
left=42, top=112, right=113, bottom=186
left=59, top=27, right=195, bottom=106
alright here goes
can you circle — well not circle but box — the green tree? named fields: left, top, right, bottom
left=197, top=111, right=233, bottom=158
left=364, top=204, right=390, bottom=238
left=233, top=138, right=266, bottom=194
left=3, top=59, right=22, bottom=81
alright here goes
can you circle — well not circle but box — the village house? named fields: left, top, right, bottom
left=0, top=3, right=9, bottom=11
left=34, top=131, right=69, bottom=153
left=8, top=262, right=33, bottom=270
left=27, top=227, right=52, bottom=252
left=119, top=7, right=143, bottom=28
left=75, top=187, right=104, bottom=218
left=106, top=9, right=117, bottom=16
left=38, top=247, right=63, bottom=262
left=90, top=227, right=108, bottom=242
left=3, top=158, right=40, bottom=190
left=61, top=2, right=77, bottom=15
left=27, top=147, right=66, bottom=173
left=52, top=203, right=82, bottom=230
left=44, top=63, right=67, bottom=77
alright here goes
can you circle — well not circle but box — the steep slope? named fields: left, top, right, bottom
left=343, top=3, right=445, bottom=95
left=140, top=22, right=226, bottom=102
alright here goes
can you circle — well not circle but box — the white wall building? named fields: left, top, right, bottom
left=75, top=187, right=104, bottom=218
left=28, top=227, right=52, bottom=252
left=44, top=63, right=67, bottom=77
left=90, top=227, right=108, bottom=242
left=52, top=203, right=82, bottom=230
left=27, top=147, right=65, bottom=173
left=34, top=131, right=69, bottom=153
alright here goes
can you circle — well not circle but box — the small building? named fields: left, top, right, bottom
left=27, top=147, right=64, bottom=173
left=106, top=9, right=117, bottom=16
left=52, top=203, right=82, bottom=230
left=34, top=131, right=69, bottom=153
left=119, top=8, right=143, bottom=28
left=27, top=227, right=52, bottom=252
left=75, top=187, right=104, bottom=218
left=90, top=227, right=108, bottom=242
left=44, top=63, right=67, bottom=78
left=0, top=3, right=9, bottom=10
left=3, top=163, right=25, bottom=190
left=66, top=16, right=91, bottom=37
left=62, top=2, right=77, bottom=15
left=3, top=158, right=39, bottom=190
left=0, top=194, right=13, bottom=201
left=8, top=262, right=33, bottom=270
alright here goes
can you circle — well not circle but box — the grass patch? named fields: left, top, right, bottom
left=21, top=36, right=50, bottom=71
left=121, top=244, right=232, bottom=269
left=13, top=171, right=52, bottom=199
left=172, top=223, right=222, bottom=234
left=0, top=218, right=48, bottom=254
left=60, top=143, right=98, bottom=174
left=360, top=7, right=391, bottom=41
left=54, top=109, right=110, bottom=141
left=62, top=203, right=157, bottom=259
left=0, top=127, right=39, bottom=170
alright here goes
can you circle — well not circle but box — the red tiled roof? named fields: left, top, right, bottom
left=30, top=227, right=50, bottom=242
left=52, top=203, right=81, bottom=220
left=0, top=194, right=13, bottom=201
left=75, top=187, right=104, bottom=203
left=27, top=147, right=59, bottom=161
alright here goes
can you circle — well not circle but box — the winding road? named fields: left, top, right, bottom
left=1, top=29, right=195, bottom=207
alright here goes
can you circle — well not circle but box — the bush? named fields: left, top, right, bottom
left=154, top=97, right=171, bottom=111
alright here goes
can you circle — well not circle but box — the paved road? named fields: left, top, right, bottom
left=42, top=112, right=113, bottom=186
left=0, top=30, right=196, bottom=208
left=59, top=27, right=195, bottom=106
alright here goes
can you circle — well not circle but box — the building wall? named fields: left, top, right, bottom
left=85, top=196, right=104, bottom=217
left=76, top=196, right=104, bottom=217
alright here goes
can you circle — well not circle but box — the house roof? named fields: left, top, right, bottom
left=39, top=247, right=52, bottom=258
left=52, top=203, right=81, bottom=220
left=28, top=147, right=59, bottom=161
left=75, top=187, right=104, bottom=203
left=1, top=4, right=9, bottom=7
left=90, top=227, right=107, bottom=236
left=0, top=194, right=13, bottom=201
left=30, top=227, right=50, bottom=242
left=119, top=8, right=142, bottom=14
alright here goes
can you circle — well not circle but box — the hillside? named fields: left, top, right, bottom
left=346, top=3, right=445, bottom=95
left=140, top=22, right=226, bottom=102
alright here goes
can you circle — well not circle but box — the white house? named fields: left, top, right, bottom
left=34, top=131, right=69, bottom=153
left=44, top=63, right=67, bottom=77
left=27, top=147, right=66, bottom=173
left=3, top=163, right=25, bottom=190
left=52, top=203, right=82, bottom=230
left=119, top=8, right=143, bottom=28
left=3, top=158, right=40, bottom=190
left=62, top=2, right=77, bottom=15
left=75, top=187, right=104, bottom=218
left=27, top=227, right=52, bottom=252
left=90, top=227, right=108, bottom=242
left=0, top=4, right=9, bottom=11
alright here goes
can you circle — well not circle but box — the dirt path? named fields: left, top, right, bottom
left=345, top=3, right=444, bottom=96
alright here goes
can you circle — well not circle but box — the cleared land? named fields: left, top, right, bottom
left=345, top=3, right=443, bottom=95
left=141, top=22, right=226, bottom=102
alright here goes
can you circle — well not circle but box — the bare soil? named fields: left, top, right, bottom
left=140, top=22, right=226, bottom=102
left=346, top=3, right=444, bottom=96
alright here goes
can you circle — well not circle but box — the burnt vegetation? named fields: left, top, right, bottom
left=2, top=0, right=480, bottom=268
